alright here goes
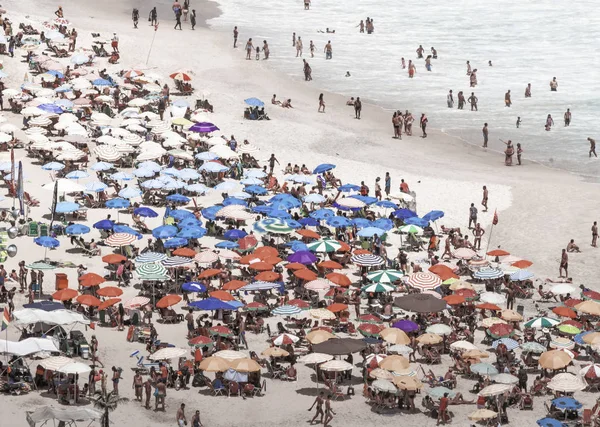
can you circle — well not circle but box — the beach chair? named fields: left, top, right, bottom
left=228, top=381, right=241, bottom=398
left=519, top=393, right=533, bottom=410
left=208, top=379, right=225, bottom=396
left=24, top=192, right=40, bottom=207
left=582, top=409, right=593, bottom=426
left=326, top=380, right=346, bottom=401
left=39, top=224, right=49, bottom=237
left=28, top=222, right=39, bottom=237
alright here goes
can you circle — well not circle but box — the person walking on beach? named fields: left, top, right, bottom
left=233, top=26, right=238, bottom=47
left=354, top=97, right=362, bottom=119
left=111, top=33, right=119, bottom=53
left=308, top=391, right=325, bottom=424
left=174, top=10, right=182, bottom=30
left=132, top=8, right=139, bottom=28
left=324, top=395, right=336, bottom=427
left=143, top=378, right=152, bottom=409
left=392, top=112, right=402, bottom=139
left=589, top=138, right=597, bottom=158
left=559, top=248, right=568, bottom=277
left=457, top=91, right=466, bottom=109
left=268, top=154, right=279, bottom=174
left=245, top=38, right=253, bottom=60
left=296, top=36, right=303, bottom=57
left=468, top=203, right=478, bottom=229
left=468, top=92, right=478, bottom=111
left=420, top=113, right=428, bottom=138
left=149, top=7, right=158, bottom=26
left=177, top=403, right=187, bottom=427
left=447, top=90, right=454, bottom=108
left=189, top=10, right=196, bottom=29
left=318, top=93, right=325, bottom=113
left=324, top=40, right=332, bottom=59
left=263, top=40, right=269, bottom=59
left=505, top=90, right=511, bottom=107
left=473, top=223, right=485, bottom=250
left=525, top=83, right=531, bottom=98
left=182, top=0, right=189, bottom=21
left=482, top=123, right=488, bottom=148
left=592, top=221, right=598, bottom=247
left=550, top=77, right=558, bottom=91
left=303, top=59, right=312, bottom=81
left=385, top=172, right=391, bottom=197
left=516, top=143, right=523, bottom=165
left=564, top=108, right=571, bottom=126
left=133, top=371, right=143, bottom=401
left=482, top=186, right=488, bottom=212
left=545, top=114, right=554, bottom=131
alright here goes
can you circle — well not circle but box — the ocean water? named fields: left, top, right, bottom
left=210, top=0, right=600, bottom=177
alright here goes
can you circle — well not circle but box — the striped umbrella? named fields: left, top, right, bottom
left=367, top=269, right=404, bottom=283
left=135, top=252, right=167, bottom=263
left=407, top=272, right=442, bottom=290
left=453, top=248, right=477, bottom=260
left=273, top=333, right=300, bottom=346
left=123, top=296, right=151, bottom=309
left=473, top=268, right=504, bottom=280
left=272, top=305, right=302, bottom=316
left=162, top=256, right=193, bottom=268
left=491, top=338, right=519, bottom=351
left=136, top=263, right=168, bottom=277
left=579, top=364, right=600, bottom=380
left=218, top=250, right=241, bottom=261
left=105, top=232, right=138, bottom=247
left=95, top=145, right=122, bottom=161
left=254, top=218, right=294, bottom=234
left=306, top=239, right=342, bottom=253
left=195, top=251, right=219, bottom=264
left=361, top=283, right=396, bottom=293
left=524, top=317, right=560, bottom=329
left=351, top=254, right=385, bottom=266
left=510, top=269, right=535, bottom=281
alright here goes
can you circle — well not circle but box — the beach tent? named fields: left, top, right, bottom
left=0, top=337, right=60, bottom=356
left=12, top=309, right=90, bottom=335
left=26, top=406, right=102, bottom=427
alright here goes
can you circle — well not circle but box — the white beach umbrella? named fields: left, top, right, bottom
left=148, top=347, right=187, bottom=360
left=320, top=360, right=353, bottom=372
left=42, top=179, right=84, bottom=193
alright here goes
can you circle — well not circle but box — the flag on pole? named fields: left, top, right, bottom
left=17, top=161, right=24, bottom=215
left=1, top=308, right=10, bottom=331
left=493, top=210, right=499, bottom=225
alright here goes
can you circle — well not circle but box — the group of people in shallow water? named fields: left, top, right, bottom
left=357, top=18, right=375, bottom=34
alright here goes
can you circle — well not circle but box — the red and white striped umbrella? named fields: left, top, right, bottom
left=557, top=348, right=578, bottom=359
left=407, top=272, right=442, bottom=290
left=453, top=248, right=477, bottom=260
left=106, top=232, right=138, bottom=247
left=218, top=249, right=241, bottom=261
left=273, top=333, right=299, bottom=346
left=195, top=250, right=219, bottom=264
left=123, top=296, right=150, bottom=309
left=580, top=363, right=600, bottom=379
left=364, top=353, right=387, bottom=368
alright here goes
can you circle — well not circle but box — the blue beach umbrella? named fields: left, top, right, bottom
left=188, top=297, right=235, bottom=311
left=224, top=229, right=247, bottom=240
left=285, top=219, right=302, bottom=229
left=371, top=218, right=393, bottom=231
left=163, top=237, right=188, bottom=248
left=313, top=163, right=335, bottom=174
left=201, top=205, right=222, bottom=221
left=178, top=218, right=203, bottom=228
left=85, top=182, right=108, bottom=193
left=92, top=78, right=113, bottom=86
left=177, top=227, right=207, bottom=239
left=105, top=198, right=131, bottom=209
left=55, top=99, right=74, bottom=109
left=245, top=185, right=267, bottom=195
left=113, top=225, right=143, bottom=239
left=137, top=161, right=161, bottom=172
left=93, top=219, right=114, bottom=230
left=168, top=209, right=195, bottom=220
left=375, top=200, right=398, bottom=209
left=65, top=224, right=90, bottom=235
left=310, top=209, right=335, bottom=220
left=240, top=177, right=262, bottom=186
left=393, top=208, right=417, bottom=219
left=298, top=218, right=319, bottom=227
left=357, top=227, right=386, bottom=238
left=338, top=184, right=360, bottom=192
left=244, top=97, right=264, bottom=107
left=222, top=197, right=247, bottom=207
left=215, top=241, right=239, bottom=249
left=55, top=201, right=80, bottom=213
left=90, top=162, right=114, bottom=171
left=326, top=216, right=352, bottom=228
left=510, top=269, right=534, bottom=281
left=166, top=194, right=190, bottom=203
left=422, top=210, right=445, bottom=222
left=111, top=172, right=135, bottom=181
left=134, top=207, right=158, bottom=218
left=195, top=152, right=218, bottom=161
left=252, top=206, right=273, bottom=215
left=152, top=225, right=178, bottom=239
left=65, top=170, right=89, bottom=179
left=34, top=236, right=60, bottom=248
left=351, top=218, right=372, bottom=228
left=404, top=217, right=429, bottom=227
left=551, top=397, right=582, bottom=411
left=537, top=418, right=566, bottom=427
left=42, top=162, right=65, bottom=171
left=182, top=282, right=206, bottom=293
left=287, top=240, right=309, bottom=252
left=38, top=104, right=63, bottom=114
left=350, top=195, right=378, bottom=205
left=266, top=210, right=291, bottom=219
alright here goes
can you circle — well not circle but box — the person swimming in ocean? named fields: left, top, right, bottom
left=564, top=108, right=571, bottom=126
left=408, top=60, right=416, bottom=78
left=545, top=114, right=554, bottom=131
left=345, top=71, right=351, bottom=77
left=550, top=77, right=558, bottom=91
left=468, top=92, right=478, bottom=111
left=309, top=40, right=315, bottom=57
left=488, top=60, right=493, bottom=66
left=466, top=60, right=472, bottom=75
left=516, top=117, right=521, bottom=128
left=401, top=57, right=406, bottom=69
left=505, top=90, right=512, bottom=107
left=416, top=45, right=424, bottom=59
left=318, top=28, right=335, bottom=33
left=457, top=91, right=466, bottom=110
left=357, top=20, right=364, bottom=33
left=588, top=138, right=597, bottom=158
left=296, top=36, right=303, bottom=57
left=525, top=83, right=531, bottom=98
left=425, top=55, right=432, bottom=71
left=431, top=47, right=437, bottom=59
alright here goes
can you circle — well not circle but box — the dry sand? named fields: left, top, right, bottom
left=1, top=0, right=599, bottom=426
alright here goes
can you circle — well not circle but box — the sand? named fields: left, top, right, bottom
left=1, top=0, right=599, bottom=426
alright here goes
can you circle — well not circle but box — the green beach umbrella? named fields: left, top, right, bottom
left=26, top=262, right=56, bottom=270
left=557, top=324, right=581, bottom=335
left=523, top=317, right=560, bottom=329
left=255, top=218, right=294, bottom=234
left=366, top=269, right=404, bottom=283
left=520, top=342, right=547, bottom=354
left=399, top=225, right=423, bottom=235
left=136, top=263, right=168, bottom=278
left=361, top=283, right=396, bottom=293
left=306, top=239, right=342, bottom=253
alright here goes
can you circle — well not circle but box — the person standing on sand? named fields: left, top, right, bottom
left=174, top=10, right=182, bottom=30
left=588, top=138, right=597, bottom=158
left=132, top=8, right=139, bottom=28
left=317, top=93, right=325, bottom=113
left=233, top=26, right=238, bottom=47
left=420, top=113, right=428, bottom=138
left=385, top=172, right=391, bottom=196
left=447, top=90, right=454, bottom=108
left=143, top=378, right=152, bottom=409
left=133, top=371, right=143, bottom=401
left=468, top=92, right=478, bottom=111
left=405, top=111, right=413, bottom=135
left=308, top=392, right=325, bottom=424
left=525, top=83, right=531, bottom=98
left=296, top=36, right=303, bottom=57
left=516, top=143, right=523, bottom=165
left=177, top=403, right=187, bottom=427
left=559, top=248, right=568, bottom=277
left=111, top=33, right=119, bottom=53
left=354, top=97, right=362, bottom=119
left=375, top=177, right=382, bottom=200
left=592, top=221, right=598, bottom=247
left=292, top=32, right=296, bottom=47
left=324, top=395, right=336, bottom=427
left=473, top=223, right=485, bottom=250
left=550, top=77, right=558, bottom=91
left=482, top=123, right=488, bottom=148
left=564, top=108, right=571, bottom=126
left=190, top=10, right=196, bottom=30
left=468, top=203, right=477, bottom=229
left=149, top=7, right=158, bottom=26
left=245, top=38, right=253, bottom=60
left=392, top=112, right=401, bottom=139
left=324, top=40, right=332, bottom=59
left=457, top=91, right=466, bottom=109
left=505, top=90, right=511, bottom=107
left=482, top=186, right=488, bottom=212
left=269, top=154, right=279, bottom=174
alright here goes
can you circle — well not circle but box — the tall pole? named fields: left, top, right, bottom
left=146, top=23, right=159, bottom=66
left=485, top=224, right=495, bottom=255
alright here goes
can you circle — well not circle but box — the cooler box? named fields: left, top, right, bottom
left=55, top=273, right=68, bottom=291
left=80, top=344, right=89, bottom=359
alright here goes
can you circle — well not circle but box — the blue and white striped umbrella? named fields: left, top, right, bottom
left=65, top=170, right=89, bottom=179
left=162, top=256, right=193, bottom=268
left=135, top=252, right=167, bottom=263
left=42, top=162, right=65, bottom=171
left=474, top=268, right=504, bottom=280
left=111, top=172, right=135, bottom=181
left=243, top=281, right=281, bottom=291
left=90, top=162, right=114, bottom=171
left=272, top=305, right=302, bottom=316
left=491, top=338, right=520, bottom=351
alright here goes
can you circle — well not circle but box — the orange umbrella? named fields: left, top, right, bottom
left=353, top=249, right=371, bottom=255
left=239, top=254, right=261, bottom=265
left=198, top=269, right=221, bottom=279
left=487, top=249, right=510, bottom=257
left=173, top=248, right=197, bottom=257
left=296, top=229, right=320, bottom=239
left=52, top=288, right=78, bottom=301
left=336, top=241, right=350, bottom=252
left=318, top=260, right=343, bottom=270
left=99, top=298, right=121, bottom=311
left=263, top=256, right=283, bottom=265
left=327, top=303, right=348, bottom=313
left=512, top=260, right=533, bottom=269
left=476, top=303, right=501, bottom=311
left=255, top=271, right=280, bottom=282
left=210, top=290, right=234, bottom=301
left=429, top=264, right=459, bottom=281
left=79, top=273, right=106, bottom=287
left=294, top=269, right=318, bottom=281
left=102, top=254, right=127, bottom=264
left=253, top=246, right=279, bottom=260
left=77, top=294, right=101, bottom=307
left=248, top=262, right=273, bottom=271
left=443, top=295, right=465, bottom=306
left=96, top=286, right=123, bottom=298
left=285, top=262, right=307, bottom=270
left=156, top=294, right=182, bottom=308
left=552, top=306, right=577, bottom=319
left=222, top=280, right=248, bottom=291
left=326, top=273, right=352, bottom=287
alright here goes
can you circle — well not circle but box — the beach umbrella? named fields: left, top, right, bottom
left=379, top=328, right=410, bottom=345
left=182, top=282, right=207, bottom=293
left=537, top=418, right=566, bottom=427
left=361, top=283, right=395, bottom=293
left=156, top=294, right=182, bottom=308
left=524, top=317, right=560, bottom=329
left=188, top=336, right=214, bottom=349
left=188, top=298, right=235, bottom=311
left=136, top=263, right=168, bottom=278
left=416, top=333, right=443, bottom=345
left=392, top=319, right=419, bottom=333
left=547, top=373, right=586, bottom=392
left=426, top=324, right=453, bottom=335
left=287, top=250, right=318, bottom=265
left=474, top=268, right=504, bottom=280
left=54, top=201, right=80, bottom=214
left=557, top=324, right=580, bottom=335
left=478, top=383, right=512, bottom=397
left=52, top=288, right=78, bottom=301
left=102, top=254, right=127, bottom=265
left=309, top=208, right=335, bottom=220
left=539, top=350, right=572, bottom=370
left=105, top=233, right=138, bottom=247
left=479, top=292, right=506, bottom=305
left=96, top=287, right=123, bottom=298
left=99, top=298, right=121, bottom=311
left=325, top=216, right=352, bottom=228
left=407, top=272, right=442, bottom=290
left=133, top=207, right=158, bottom=218
left=579, top=364, right=600, bottom=380
left=77, top=294, right=101, bottom=307
left=118, top=187, right=142, bottom=199
left=105, top=198, right=130, bottom=209
left=394, top=294, right=446, bottom=313
left=152, top=225, right=178, bottom=239
left=520, top=342, right=546, bottom=354
left=468, top=409, right=497, bottom=421
left=470, top=363, right=498, bottom=376
left=78, top=273, right=105, bottom=288
left=135, top=252, right=167, bottom=264
left=190, top=122, right=219, bottom=133
left=244, top=97, right=264, bottom=107
left=199, top=357, right=230, bottom=372
left=366, top=269, right=403, bottom=283
left=42, top=161, right=65, bottom=171
left=254, top=218, right=294, bottom=234
left=427, top=387, right=456, bottom=399
left=65, top=224, right=90, bottom=235
left=306, top=239, right=341, bottom=253
left=450, top=340, right=478, bottom=351
left=351, top=254, right=385, bottom=267
left=492, top=373, right=518, bottom=384
left=271, top=305, right=302, bottom=316
left=550, top=397, right=582, bottom=410
left=149, top=347, right=187, bottom=360
left=398, top=224, right=423, bottom=235
left=575, top=300, right=600, bottom=316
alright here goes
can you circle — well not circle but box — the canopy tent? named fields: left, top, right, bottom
left=12, top=309, right=90, bottom=326
left=26, top=406, right=102, bottom=427
left=0, top=337, right=60, bottom=356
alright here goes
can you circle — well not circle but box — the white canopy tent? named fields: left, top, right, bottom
left=0, top=337, right=60, bottom=356
left=26, top=406, right=102, bottom=427
left=12, top=309, right=90, bottom=327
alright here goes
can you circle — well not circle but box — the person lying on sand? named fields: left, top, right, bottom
left=282, top=99, right=293, bottom=108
